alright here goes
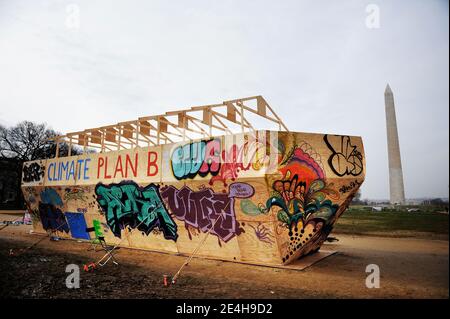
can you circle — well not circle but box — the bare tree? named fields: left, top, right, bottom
left=0, top=121, right=81, bottom=161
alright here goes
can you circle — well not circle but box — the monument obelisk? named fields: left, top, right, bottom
left=384, top=84, right=405, bottom=205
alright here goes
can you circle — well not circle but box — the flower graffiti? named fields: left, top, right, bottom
left=240, top=142, right=340, bottom=230
left=266, top=173, right=339, bottom=230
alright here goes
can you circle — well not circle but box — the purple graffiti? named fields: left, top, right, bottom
left=160, top=185, right=243, bottom=242
left=249, top=222, right=275, bottom=245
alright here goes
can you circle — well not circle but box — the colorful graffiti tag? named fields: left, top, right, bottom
left=238, top=140, right=342, bottom=262
left=160, top=182, right=254, bottom=242
left=171, top=137, right=273, bottom=186
left=95, top=182, right=178, bottom=241
left=171, top=139, right=221, bottom=180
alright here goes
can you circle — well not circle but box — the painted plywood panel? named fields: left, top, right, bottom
left=22, top=159, right=47, bottom=187
left=161, top=138, right=219, bottom=184
left=22, top=130, right=366, bottom=266
left=159, top=179, right=242, bottom=260
left=237, top=220, right=281, bottom=264
left=126, top=230, right=178, bottom=252
left=73, top=153, right=99, bottom=186
left=44, top=157, right=82, bottom=187
left=233, top=177, right=274, bottom=223
left=65, top=212, right=90, bottom=240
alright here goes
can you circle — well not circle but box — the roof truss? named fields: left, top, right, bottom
left=51, top=95, right=288, bottom=157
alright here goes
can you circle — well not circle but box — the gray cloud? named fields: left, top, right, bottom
left=0, top=0, right=448, bottom=199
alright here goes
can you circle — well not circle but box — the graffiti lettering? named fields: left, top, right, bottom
left=160, top=185, right=244, bottom=242
left=339, top=180, right=362, bottom=194
left=171, top=139, right=221, bottom=180
left=95, top=181, right=177, bottom=240
left=23, top=162, right=45, bottom=183
left=324, top=135, right=363, bottom=177
left=210, top=139, right=270, bottom=187
left=228, top=182, right=255, bottom=198
left=170, top=137, right=273, bottom=187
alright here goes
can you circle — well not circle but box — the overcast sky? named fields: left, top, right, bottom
left=0, top=0, right=448, bottom=200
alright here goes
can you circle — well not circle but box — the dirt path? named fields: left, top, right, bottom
left=0, top=215, right=448, bottom=299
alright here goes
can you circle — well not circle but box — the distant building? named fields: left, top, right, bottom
left=385, top=84, right=406, bottom=205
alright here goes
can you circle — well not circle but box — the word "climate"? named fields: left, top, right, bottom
left=47, top=158, right=91, bottom=182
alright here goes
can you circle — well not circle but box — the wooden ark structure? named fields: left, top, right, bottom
left=21, top=96, right=365, bottom=266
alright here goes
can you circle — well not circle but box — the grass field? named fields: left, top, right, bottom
left=333, top=206, right=449, bottom=238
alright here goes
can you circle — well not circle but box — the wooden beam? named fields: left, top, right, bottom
left=55, top=95, right=287, bottom=157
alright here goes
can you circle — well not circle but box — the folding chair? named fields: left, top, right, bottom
left=85, top=220, right=119, bottom=266
left=86, top=219, right=104, bottom=252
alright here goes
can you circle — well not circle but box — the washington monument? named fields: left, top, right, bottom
left=385, top=84, right=405, bottom=205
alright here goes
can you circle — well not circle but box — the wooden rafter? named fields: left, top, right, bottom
left=51, top=95, right=288, bottom=157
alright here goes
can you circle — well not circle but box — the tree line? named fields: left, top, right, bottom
left=0, top=121, right=81, bottom=161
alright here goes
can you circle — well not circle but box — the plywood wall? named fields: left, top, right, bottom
left=21, top=130, right=365, bottom=266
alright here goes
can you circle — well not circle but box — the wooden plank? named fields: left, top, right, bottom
left=105, top=128, right=117, bottom=143
left=257, top=96, right=267, bottom=116
left=122, top=124, right=134, bottom=139
left=90, top=130, right=102, bottom=144
left=226, top=103, right=236, bottom=122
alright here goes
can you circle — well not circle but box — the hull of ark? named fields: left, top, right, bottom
left=21, top=130, right=365, bottom=266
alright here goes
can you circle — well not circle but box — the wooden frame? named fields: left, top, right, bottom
left=50, top=95, right=289, bottom=157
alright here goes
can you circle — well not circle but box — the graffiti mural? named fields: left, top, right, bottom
left=38, top=202, right=70, bottom=233
left=160, top=182, right=253, bottom=242
left=22, top=162, right=45, bottom=183
left=21, top=130, right=365, bottom=266
left=65, top=212, right=90, bottom=240
left=249, top=222, right=275, bottom=246
left=95, top=181, right=178, bottom=241
left=241, top=140, right=343, bottom=262
left=171, top=139, right=221, bottom=180
left=339, top=179, right=363, bottom=194
left=210, top=137, right=273, bottom=187
left=266, top=173, right=339, bottom=230
left=171, top=137, right=273, bottom=187
left=40, top=188, right=63, bottom=206
left=324, top=135, right=363, bottom=177
left=63, top=187, right=89, bottom=202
